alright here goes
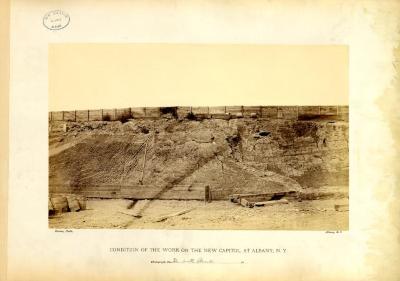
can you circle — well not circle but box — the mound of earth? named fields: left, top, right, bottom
left=49, top=118, right=348, bottom=199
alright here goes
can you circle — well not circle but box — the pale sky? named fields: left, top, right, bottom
left=49, top=44, right=348, bottom=111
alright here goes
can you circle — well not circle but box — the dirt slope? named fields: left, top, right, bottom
left=49, top=118, right=348, bottom=198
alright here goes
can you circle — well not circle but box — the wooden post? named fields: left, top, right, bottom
left=204, top=185, right=210, bottom=203
left=260, top=106, right=262, bottom=118
left=144, top=107, right=147, bottom=117
left=74, top=110, right=77, bottom=122
left=101, top=109, right=103, bottom=120
left=114, top=108, right=116, bottom=120
left=87, top=110, right=90, bottom=121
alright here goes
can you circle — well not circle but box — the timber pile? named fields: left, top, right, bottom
left=229, top=192, right=293, bottom=208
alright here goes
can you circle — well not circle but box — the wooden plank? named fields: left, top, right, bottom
left=102, top=109, right=116, bottom=120
left=145, top=107, right=161, bottom=118
left=176, top=107, right=191, bottom=119
left=225, top=106, right=242, bottom=115
left=210, top=189, right=232, bottom=200
left=254, top=199, right=289, bottom=207
left=229, top=192, right=286, bottom=202
left=210, top=113, right=230, bottom=120
left=63, top=111, right=76, bottom=121
left=51, top=184, right=208, bottom=200
left=118, top=211, right=139, bottom=218
left=126, top=200, right=136, bottom=209
left=115, top=108, right=131, bottom=119
left=79, top=189, right=205, bottom=200
left=88, top=109, right=102, bottom=121
left=49, top=185, right=121, bottom=193
left=337, top=105, right=349, bottom=114
left=153, top=208, right=195, bottom=222
left=260, top=106, right=278, bottom=119
left=334, top=204, right=349, bottom=212
left=191, top=106, right=209, bottom=115
left=117, top=200, right=150, bottom=218
left=78, top=191, right=120, bottom=198
left=242, top=106, right=261, bottom=118
left=277, top=106, right=297, bottom=120
left=320, top=106, right=338, bottom=115
left=75, top=110, right=90, bottom=121
left=204, top=186, right=211, bottom=203
left=51, top=111, right=64, bottom=121
left=208, top=106, right=225, bottom=114
left=240, top=198, right=254, bottom=208
left=229, top=193, right=255, bottom=203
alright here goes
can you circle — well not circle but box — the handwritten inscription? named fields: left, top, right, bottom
left=150, top=258, right=216, bottom=264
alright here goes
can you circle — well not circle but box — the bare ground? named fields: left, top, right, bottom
left=48, top=198, right=349, bottom=230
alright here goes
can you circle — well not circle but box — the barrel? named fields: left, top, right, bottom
left=48, top=198, right=54, bottom=211
left=76, top=195, right=87, bottom=210
left=51, top=196, right=69, bottom=212
left=66, top=195, right=80, bottom=212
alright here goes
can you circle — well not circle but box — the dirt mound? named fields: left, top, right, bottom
left=49, top=119, right=349, bottom=198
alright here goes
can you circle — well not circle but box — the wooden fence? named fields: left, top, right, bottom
left=49, top=105, right=349, bottom=122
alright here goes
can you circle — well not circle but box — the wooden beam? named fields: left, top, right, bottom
left=204, top=185, right=211, bottom=203
left=240, top=198, right=254, bottom=208
left=254, top=199, right=288, bottom=207
left=153, top=208, right=195, bottom=222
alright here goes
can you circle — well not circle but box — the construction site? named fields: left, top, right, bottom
left=48, top=105, right=349, bottom=230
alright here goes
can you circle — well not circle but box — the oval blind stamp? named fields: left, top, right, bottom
left=43, top=10, right=70, bottom=30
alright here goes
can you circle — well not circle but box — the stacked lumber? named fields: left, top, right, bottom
left=229, top=192, right=292, bottom=208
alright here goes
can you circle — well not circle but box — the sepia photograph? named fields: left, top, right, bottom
left=47, top=44, right=350, bottom=230
left=6, top=1, right=400, bottom=280
left=48, top=104, right=349, bottom=230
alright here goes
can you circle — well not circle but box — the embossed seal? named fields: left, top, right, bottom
left=43, top=10, right=70, bottom=30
